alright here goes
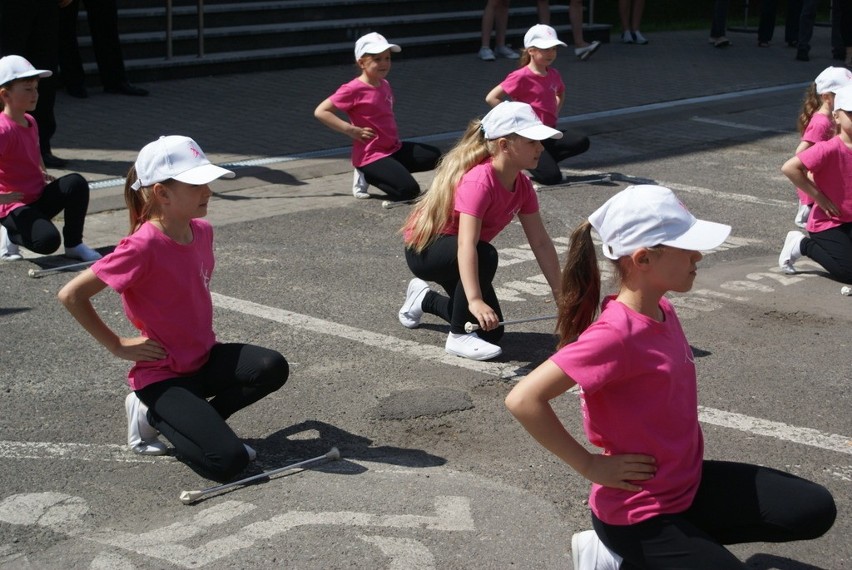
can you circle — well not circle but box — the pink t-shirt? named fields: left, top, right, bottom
left=500, top=67, right=564, bottom=128
left=92, top=219, right=217, bottom=390
left=329, top=77, right=402, bottom=167
left=0, top=112, right=45, bottom=219
left=440, top=159, right=539, bottom=243
left=796, top=112, right=836, bottom=206
left=799, top=136, right=852, bottom=233
left=550, top=297, right=703, bottom=525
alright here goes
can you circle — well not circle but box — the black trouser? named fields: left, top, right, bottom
left=136, top=343, right=289, bottom=483
left=801, top=222, right=852, bottom=283
left=58, top=0, right=128, bottom=89
left=359, top=141, right=441, bottom=201
left=0, top=174, right=89, bottom=254
left=405, top=235, right=504, bottom=343
left=593, top=460, right=836, bottom=569
left=527, top=129, right=590, bottom=186
left=0, top=0, right=59, bottom=155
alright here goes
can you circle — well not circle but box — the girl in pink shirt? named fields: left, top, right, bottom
left=485, top=25, right=590, bottom=186
left=314, top=33, right=440, bottom=202
left=780, top=84, right=852, bottom=283
left=506, top=185, right=835, bottom=568
left=398, top=102, right=563, bottom=361
left=791, top=66, right=852, bottom=227
left=59, top=136, right=289, bottom=483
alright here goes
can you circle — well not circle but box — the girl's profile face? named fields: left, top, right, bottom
left=505, top=135, right=543, bottom=171
left=359, top=50, right=392, bottom=81
left=834, top=108, right=852, bottom=138
left=529, top=46, right=558, bottom=67
left=158, top=180, right=213, bottom=220
left=1, top=79, right=39, bottom=114
left=645, top=246, right=703, bottom=294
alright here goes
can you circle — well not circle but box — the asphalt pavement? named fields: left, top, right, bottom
left=1, top=27, right=851, bottom=569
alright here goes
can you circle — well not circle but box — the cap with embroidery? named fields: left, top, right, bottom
left=588, top=185, right=731, bottom=260
left=354, top=32, right=401, bottom=59
left=0, top=55, right=51, bottom=87
left=524, top=24, right=567, bottom=49
left=481, top=101, right=562, bottom=140
left=131, top=136, right=235, bottom=191
left=814, top=66, right=852, bottom=94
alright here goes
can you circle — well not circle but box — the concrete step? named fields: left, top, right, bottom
left=74, top=2, right=611, bottom=82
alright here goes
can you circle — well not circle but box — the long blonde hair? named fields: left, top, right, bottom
left=402, top=119, right=498, bottom=252
left=123, top=165, right=161, bottom=234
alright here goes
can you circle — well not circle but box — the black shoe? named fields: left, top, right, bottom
left=42, top=153, right=68, bottom=168
left=66, top=84, right=88, bottom=99
left=104, top=82, right=149, bottom=97
left=795, top=49, right=810, bottom=62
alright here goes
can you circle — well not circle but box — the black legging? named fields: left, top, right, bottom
left=0, top=173, right=90, bottom=254
left=136, top=343, right=288, bottom=483
left=592, top=460, right=836, bottom=569
left=404, top=235, right=504, bottom=343
left=359, top=141, right=441, bottom=201
left=801, top=222, right=852, bottom=283
left=527, top=129, right=590, bottom=186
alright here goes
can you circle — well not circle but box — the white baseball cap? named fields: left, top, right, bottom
left=354, top=32, right=401, bottom=59
left=834, top=84, right=852, bottom=113
left=0, top=55, right=51, bottom=87
left=814, top=66, right=852, bottom=94
left=524, top=24, right=567, bottom=49
left=481, top=101, right=563, bottom=140
left=588, top=185, right=731, bottom=260
left=131, top=135, right=235, bottom=191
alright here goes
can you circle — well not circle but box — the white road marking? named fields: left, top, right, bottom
left=690, top=116, right=788, bottom=133
left=359, top=535, right=436, bottom=569
left=699, top=407, right=852, bottom=456
left=0, top=440, right=163, bottom=463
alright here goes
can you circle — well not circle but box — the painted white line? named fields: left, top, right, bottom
left=211, top=292, right=525, bottom=380
left=661, top=181, right=791, bottom=208
left=0, top=440, right=163, bottom=463
left=90, top=83, right=807, bottom=191
left=698, top=407, right=852, bottom=456
left=690, top=116, right=788, bottom=133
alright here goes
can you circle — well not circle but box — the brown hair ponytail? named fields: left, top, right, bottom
left=556, top=221, right=601, bottom=348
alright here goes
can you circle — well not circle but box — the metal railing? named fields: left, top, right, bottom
left=165, top=0, right=205, bottom=59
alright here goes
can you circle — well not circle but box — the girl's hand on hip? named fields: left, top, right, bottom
left=469, top=299, right=499, bottom=331
left=112, top=337, right=167, bottom=362
left=349, top=126, right=376, bottom=141
left=814, top=193, right=840, bottom=218
left=585, top=453, right=657, bottom=493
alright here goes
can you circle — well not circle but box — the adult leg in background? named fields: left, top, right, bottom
left=757, top=0, right=778, bottom=44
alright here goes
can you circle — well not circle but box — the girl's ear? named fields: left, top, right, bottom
left=630, top=247, right=652, bottom=269
left=151, top=182, right=170, bottom=203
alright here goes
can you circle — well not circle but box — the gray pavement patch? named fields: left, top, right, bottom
left=370, top=389, right=474, bottom=420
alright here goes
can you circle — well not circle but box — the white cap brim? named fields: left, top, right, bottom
left=528, top=40, right=567, bottom=49
left=9, top=69, right=52, bottom=82
left=516, top=124, right=563, bottom=140
left=660, top=219, right=731, bottom=253
left=172, top=163, right=236, bottom=186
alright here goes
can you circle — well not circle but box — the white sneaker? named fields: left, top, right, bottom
left=65, top=243, right=102, bottom=262
left=632, top=30, right=649, bottom=44
left=779, top=230, right=805, bottom=275
left=244, top=443, right=257, bottom=461
left=398, top=278, right=430, bottom=328
left=574, top=41, right=601, bottom=60
left=352, top=169, right=369, bottom=199
left=478, top=46, right=496, bottom=61
left=125, top=393, right=167, bottom=456
left=0, top=226, right=22, bottom=261
left=794, top=203, right=812, bottom=228
left=621, top=31, right=634, bottom=44
left=494, top=45, right=519, bottom=59
left=571, top=530, right=623, bottom=570
left=445, top=332, right=502, bottom=361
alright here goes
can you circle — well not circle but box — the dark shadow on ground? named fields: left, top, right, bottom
left=745, top=553, right=828, bottom=570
